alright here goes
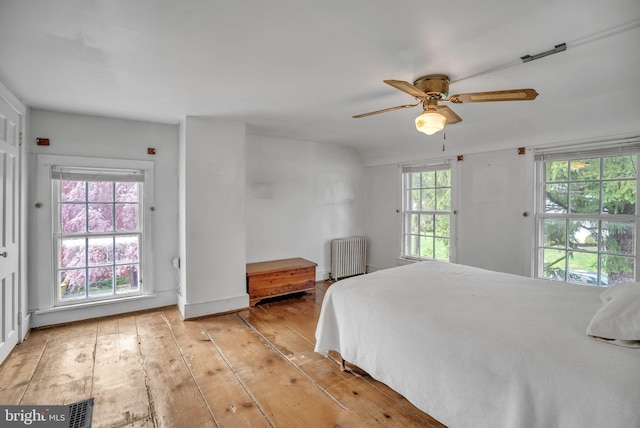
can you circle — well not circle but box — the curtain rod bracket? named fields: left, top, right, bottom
left=521, top=43, right=566, bottom=63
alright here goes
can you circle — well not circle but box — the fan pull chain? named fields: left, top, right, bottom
left=442, top=131, right=446, bottom=152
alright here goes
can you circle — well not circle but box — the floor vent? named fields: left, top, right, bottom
left=68, top=398, right=94, bottom=428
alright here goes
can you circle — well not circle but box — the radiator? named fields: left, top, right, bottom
left=330, top=236, right=367, bottom=280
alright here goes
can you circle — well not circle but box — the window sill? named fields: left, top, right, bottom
left=397, top=257, right=418, bottom=265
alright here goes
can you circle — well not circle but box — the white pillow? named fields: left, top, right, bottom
left=600, top=281, right=640, bottom=303
left=587, top=283, right=640, bottom=348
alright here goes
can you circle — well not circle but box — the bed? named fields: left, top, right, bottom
left=314, top=261, right=640, bottom=428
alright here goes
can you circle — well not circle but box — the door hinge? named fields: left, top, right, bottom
left=17, top=311, right=22, bottom=326
left=19, top=132, right=23, bottom=146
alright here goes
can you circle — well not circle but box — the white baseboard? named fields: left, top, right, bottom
left=181, top=293, right=249, bottom=319
left=20, top=312, right=31, bottom=341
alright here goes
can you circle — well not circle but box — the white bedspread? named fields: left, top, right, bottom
left=314, top=261, right=640, bottom=428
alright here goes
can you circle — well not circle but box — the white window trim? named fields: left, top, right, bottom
left=533, top=143, right=640, bottom=284
left=397, top=159, right=458, bottom=263
left=34, top=154, right=155, bottom=311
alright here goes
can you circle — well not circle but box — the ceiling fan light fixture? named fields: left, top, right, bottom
left=415, top=111, right=446, bottom=135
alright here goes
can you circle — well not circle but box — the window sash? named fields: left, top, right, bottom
left=52, top=173, right=144, bottom=305
left=53, top=181, right=143, bottom=236
left=401, top=162, right=452, bottom=261
left=535, top=148, right=639, bottom=285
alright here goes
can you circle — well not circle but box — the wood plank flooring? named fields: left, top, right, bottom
left=0, top=283, right=445, bottom=427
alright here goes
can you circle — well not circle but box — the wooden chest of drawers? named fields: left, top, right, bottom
left=246, top=258, right=317, bottom=306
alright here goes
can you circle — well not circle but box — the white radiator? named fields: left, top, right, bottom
left=330, top=236, right=367, bottom=280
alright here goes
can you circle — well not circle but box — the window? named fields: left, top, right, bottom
left=401, top=163, right=453, bottom=261
left=53, top=167, right=145, bottom=304
left=536, top=149, right=638, bottom=287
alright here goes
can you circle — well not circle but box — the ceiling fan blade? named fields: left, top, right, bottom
left=448, top=88, right=538, bottom=104
left=352, top=102, right=420, bottom=118
left=384, top=80, right=428, bottom=98
left=436, top=105, right=463, bottom=124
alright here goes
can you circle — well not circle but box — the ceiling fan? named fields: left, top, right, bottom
left=353, top=74, right=538, bottom=135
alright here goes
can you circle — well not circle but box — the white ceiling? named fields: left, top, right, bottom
left=1, top=0, right=639, bottom=165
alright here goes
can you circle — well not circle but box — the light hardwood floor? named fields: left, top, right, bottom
left=0, top=283, right=445, bottom=427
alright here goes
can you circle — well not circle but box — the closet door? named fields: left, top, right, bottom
left=0, top=96, right=19, bottom=364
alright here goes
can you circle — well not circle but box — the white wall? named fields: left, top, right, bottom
left=179, top=117, right=247, bottom=318
left=28, top=109, right=179, bottom=326
left=25, top=111, right=365, bottom=325
left=245, top=135, right=364, bottom=279
left=456, top=149, right=534, bottom=276
left=363, top=149, right=536, bottom=276
left=363, top=164, right=399, bottom=272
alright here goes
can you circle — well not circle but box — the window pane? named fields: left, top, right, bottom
left=545, top=183, right=568, bottom=213
left=436, top=188, right=451, bottom=211
left=61, top=204, right=87, bottom=233
left=115, top=182, right=139, bottom=202
left=601, top=221, right=635, bottom=255
left=542, top=248, right=566, bottom=280
left=116, top=265, right=139, bottom=294
left=116, top=204, right=139, bottom=231
left=408, top=234, right=419, bottom=256
left=411, top=189, right=421, bottom=210
left=436, top=170, right=451, bottom=187
left=88, top=237, right=114, bottom=266
left=411, top=173, right=421, bottom=189
left=88, top=266, right=114, bottom=296
left=602, top=180, right=636, bottom=215
left=61, top=180, right=86, bottom=202
left=435, top=238, right=449, bottom=261
left=88, top=181, right=114, bottom=202
left=567, top=251, right=598, bottom=285
left=545, top=161, right=568, bottom=182
left=569, top=158, right=600, bottom=181
left=601, top=255, right=635, bottom=285
left=409, top=213, right=419, bottom=234
left=420, top=236, right=434, bottom=258
left=603, top=155, right=636, bottom=179
left=421, top=189, right=435, bottom=210
left=60, top=269, right=86, bottom=300
left=115, top=235, right=139, bottom=263
left=543, top=219, right=566, bottom=248
left=420, top=214, right=434, bottom=235
left=60, top=238, right=85, bottom=268
left=88, top=204, right=114, bottom=232
left=435, top=215, right=449, bottom=237
left=569, top=220, right=598, bottom=252
left=421, top=171, right=436, bottom=188
left=569, top=181, right=600, bottom=214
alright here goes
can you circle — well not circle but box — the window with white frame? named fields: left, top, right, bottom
left=52, top=166, right=145, bottom=304
left=401, top=163, right=453, bottom=261
left=536, top=146, right=639, bottom=287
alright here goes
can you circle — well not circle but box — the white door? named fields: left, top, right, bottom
left=0, top=97, right=19, bottom=363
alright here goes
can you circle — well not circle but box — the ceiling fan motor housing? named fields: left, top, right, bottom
left=413, top=74, right=450, bottom=98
